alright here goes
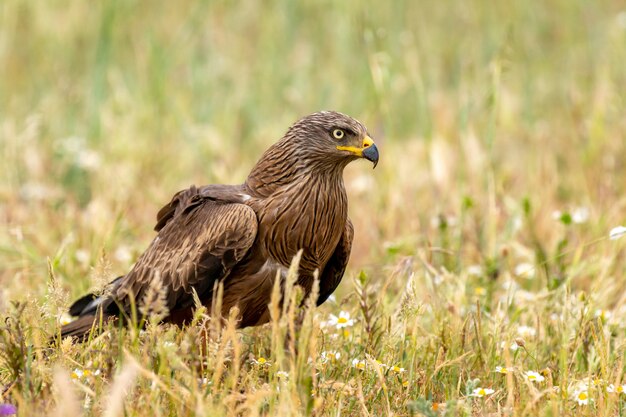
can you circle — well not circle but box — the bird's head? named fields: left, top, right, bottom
left=283, top=111, right=379, bottom=169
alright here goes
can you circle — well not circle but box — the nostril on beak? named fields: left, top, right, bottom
left=363, top=142, right=370, bottom=148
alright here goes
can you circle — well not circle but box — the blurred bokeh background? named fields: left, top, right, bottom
left=1, top=0, right=625, bottom=304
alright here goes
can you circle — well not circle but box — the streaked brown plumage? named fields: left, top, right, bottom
left=60, top=111, right=379, bottom=339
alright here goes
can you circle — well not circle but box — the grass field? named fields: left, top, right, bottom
left=2, top=0, right=626, bottom=415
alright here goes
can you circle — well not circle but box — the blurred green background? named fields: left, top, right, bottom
left=1, top=0, right=625, bottom=296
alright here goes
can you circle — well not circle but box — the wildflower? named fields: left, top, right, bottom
left=590, top=377, right=603, bottom=387
left=607, top=384, right=626, bottom=394
left=514, top=263, right=535, bottom=279
left=571, top=207, right=589, bottom=224
left=517, top=325, right=536, bottom=338
left=328, top=311, right=355, bottom=329
left=500, top=341, right=520, bottom=351
left=352, top=358, right=366, bottom=370
left=276, top=371, right=289, bottom=379
left=402, top=380, right=410, bottom=388
left=320, top=351, right=341, bottom=364
left=474, top=287, right=486, bottom=296
left=525, top=371, right=545, bottom=383
left=574, top=390, right=589, bottom=405
left=374, top=359, right=388, bottom=369
left=0, top=404, right=17, bottom=416
left=470, top=387, right=495, bottom=397
left=595, top=309, right=612, bottom=321
left=609, top=226, right=626, bottom=240
left=432, top=402, right=446, bottom=411
left=71, top=369, right=84, bottom=379
left=251, top=357, right=271, bottom=367
left=200, top=377, right=210, bottom=387
left=495, top=366, right=513, bottom=374
left=59, top=313, right=74, bottom=326
left=390, top=365, right=406, bottom=374
left=550, top=313, right=562, bottom=322
left=467, top=265, right=483, bottom=277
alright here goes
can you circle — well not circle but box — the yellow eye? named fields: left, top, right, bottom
left=332, top=129, right=345, bottom=139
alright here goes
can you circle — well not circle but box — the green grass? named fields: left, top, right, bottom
left=2, top=0, right=626, bottom=415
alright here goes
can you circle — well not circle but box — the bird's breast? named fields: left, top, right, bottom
left=257, top=179, right=347, bottom=273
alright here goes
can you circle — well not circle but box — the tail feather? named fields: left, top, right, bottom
left=68, top=293, right=98, bottom=316
left=55, top=276, right=125, bottom=342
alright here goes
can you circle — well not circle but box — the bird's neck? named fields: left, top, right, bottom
left=244, top=141, right=346, bottom=198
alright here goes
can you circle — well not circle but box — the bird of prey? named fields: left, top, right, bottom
left=60, top=111, right=379, bottom=339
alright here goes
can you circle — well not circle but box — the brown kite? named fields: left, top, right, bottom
left=61, top=111, right=379, bottom=339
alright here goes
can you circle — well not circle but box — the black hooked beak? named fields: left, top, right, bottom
left=362, top=142, right=379, bottom=168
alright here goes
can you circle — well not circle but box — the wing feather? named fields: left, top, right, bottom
left=317, top=218, right=353, bottom=305
left=114, top=197, right=258, bottom=315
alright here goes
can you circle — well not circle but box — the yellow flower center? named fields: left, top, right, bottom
left=258, top=357, right=266, bottom=364
left=618, top=386, right=624, bottom=393
left=478, top=389, right=486, bottom=396
left=578, top=392, right=588, bottom=401
left=528, top=375, right=536, bottom=380
left=337, top=317, right=348, bottom=324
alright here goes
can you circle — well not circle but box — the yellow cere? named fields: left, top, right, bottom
left=336, top=136, right=375, bottom=156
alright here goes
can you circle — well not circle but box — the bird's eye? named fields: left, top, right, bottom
left=332, top=129, right=345, bottom=140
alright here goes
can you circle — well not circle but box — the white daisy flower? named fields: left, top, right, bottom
left=574, top=390, right=590, bottom=405
left=514, top=263, right=535, bottom=279
left=390, top=365, right=406, bottom=374
left=351, top=358, right=366, bottom=370
left=524, top=371, right=545, bottom=383
left=251, top=357, right=271, bottom=367
left=328, top=311, right=355, bottom=329
left=470, top=387, right=495, bottom=397
left=609, top=226, right=626, bottom=240
left=467, top=265, right=483, bottom=277
left=71, top=369, right=84, bottom=379
left=607, top=384, right=626, bottom=394
left=595, top=309, right=612, bottom=321
left=320, top=351, right=341, bottom=364
left=517, top=325, right=537, bottom=338
left=571, top=207, right=589, bottom=224
left=59, top=313, right=74, bottom=326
